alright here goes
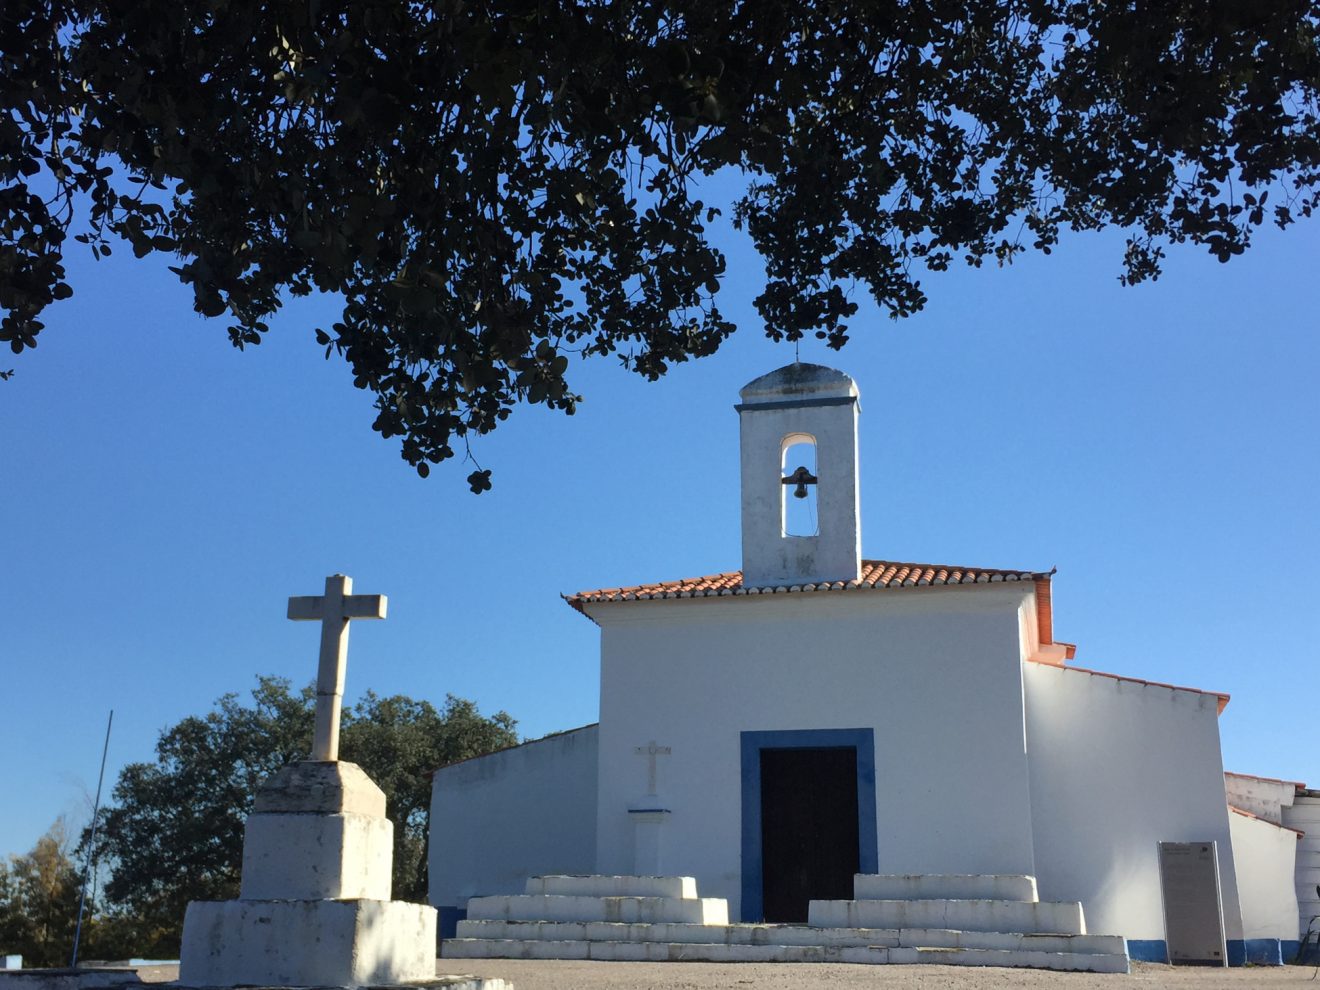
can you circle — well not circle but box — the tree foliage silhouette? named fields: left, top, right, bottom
left=5, top=0, right=1318, bottom=486
left=86, top=677, right=516, bottom=953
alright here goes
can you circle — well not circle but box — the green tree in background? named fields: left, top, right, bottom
left=84, top=677, right=516, bottom=955
left=5, top=1, right=1318, bottom=487
left=0, top=820, right=80, bottom=966
left=341, top=690, right=519, bottom=901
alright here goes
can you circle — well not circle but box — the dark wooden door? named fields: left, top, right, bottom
left=759, top=746, right=860, bottom=923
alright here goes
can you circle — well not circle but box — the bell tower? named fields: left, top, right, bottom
left=737, top=362, right=862, bottom=588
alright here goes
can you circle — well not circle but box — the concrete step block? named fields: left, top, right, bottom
left=443, top=938, right=1127, bottom=972
left=897, top=928, right=1125, bottom=955
left=464, top=894, right=728, bottom=925
left=444, top=939, right=899, bottom=964
left=583, top=941, right=851, bottom=963
left=453, top=919, right=1121, bottom=955
left=433, top=978, right=512, bottom=990
left=911, top=946, right=1129, bottom=974
left=454, top=919, right=904, bottom=948
left=443, top=938, right=589, bottom=961
left=854, top=874, right=1038, bottom=902
left=809, top=898, right=1085, bottom=934
left=239, top=812, right=393, bottom=901
left=525, top=875, right=698, bottom=899
left=180, top=898, right=436, bottom=986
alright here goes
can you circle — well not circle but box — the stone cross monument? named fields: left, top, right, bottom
left=179, top=574, right=437, bottom=988
left=287, top=573, right=387, bottom=761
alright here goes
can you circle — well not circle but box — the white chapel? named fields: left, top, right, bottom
left=429, top=362, right=1317, bottom=971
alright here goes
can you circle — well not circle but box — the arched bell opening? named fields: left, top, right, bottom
left=780, top=433, right=819, bottom=538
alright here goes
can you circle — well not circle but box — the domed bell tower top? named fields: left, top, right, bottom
left=736, top=362, right=862, bottom=587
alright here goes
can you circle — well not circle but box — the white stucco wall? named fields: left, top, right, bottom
left=1282, top=794, right=1320, bottom=941
left=1229, top=810, right=1301, bottom=940
left=429, top=724, right=598, bottom=911
left=588, top=583, right=1039, bottom=921
left=1024, top=662, right=1243, bottom=941
left=1224, top=773, right=1298, bottom=824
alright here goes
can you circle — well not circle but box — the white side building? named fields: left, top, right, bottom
left=430, top=362, right=1309, bottom=965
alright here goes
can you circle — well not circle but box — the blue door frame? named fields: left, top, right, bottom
left=739, top=727, right=879, bottom=922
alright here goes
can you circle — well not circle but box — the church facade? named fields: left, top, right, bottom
left=430, top=363, right=1312, bottom=965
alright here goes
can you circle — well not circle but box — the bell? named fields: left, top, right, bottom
left=782, top=465, right=817, bottom=499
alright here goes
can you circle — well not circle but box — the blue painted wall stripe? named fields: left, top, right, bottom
left=740, top=727, right=878, bottom=923
left=1283, top=939, right=1310, bottom=963
left=1127, top=938, right=1283, bottom=967
left=1240, top=938, right=1283, bottom=965
left=1126, top=939, right=1168, bottom=963
left=436, top=905, right=466, bottom=941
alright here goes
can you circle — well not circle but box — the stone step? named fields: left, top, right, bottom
left=454, top=919, right=1124, bottom=955
left=908, top=946, right=1128, bottom=974
left=127, top=977, right=507, bottom=990
left=432, top=978, right=512, bottom=990
left=525, top=875, right=697, bottom=899
left=809, top=898, right=1085, bottom=935
left=442, top=938, right=1127, bottom=973
left=854, top=874, right=1038, bottom=902
left=464, top=894, right=728, bottom=925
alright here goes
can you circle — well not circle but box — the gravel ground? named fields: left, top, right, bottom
left=119, top=958, right=1320, bottom=988
left=441, top=959, right=1320, bottom=990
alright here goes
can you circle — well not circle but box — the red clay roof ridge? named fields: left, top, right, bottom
left=1035, top=660, right=1231, bottom=714
left=566, top=558, right=1053, bottom=608
left=1228, top=804, right=1305, bottom=837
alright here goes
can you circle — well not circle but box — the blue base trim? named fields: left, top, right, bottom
left=740, top=727, right=877, bottom=923
left=1127, top=940, right=1169, bottom=963
left=1126, top=938, right=1285, bottom=967
left=437, top=906, right=466, bottom=941
left=1239, top=939, right=1284, bottom=966
left=1290, top=939, right=1320, bottom=964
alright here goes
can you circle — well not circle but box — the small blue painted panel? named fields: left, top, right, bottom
left=437, top=905, right=466, bottom=941
left=740, top=727, right=878, bottom=923
left=1239, top=938, right=1283, bottom=965
left=1226, top=939, right=1245, bottom=966
left=1126, top=939, right=1169, bottom=963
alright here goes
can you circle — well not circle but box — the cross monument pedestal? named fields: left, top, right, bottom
left=627, top=740, right=672, bottom=874
left=178, top=575, right=440, bottom=988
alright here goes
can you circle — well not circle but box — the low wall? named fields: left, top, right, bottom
left=429, top=724, right=598, bottom=938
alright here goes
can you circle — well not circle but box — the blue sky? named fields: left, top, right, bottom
left=2, top=193, right=1317, bottom=861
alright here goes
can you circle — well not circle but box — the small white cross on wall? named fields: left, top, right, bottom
left=287, top=574, right=387, bottom=762
left=634, top=740, right=671, bottom=797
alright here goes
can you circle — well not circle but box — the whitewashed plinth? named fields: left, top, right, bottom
left=180, top=899, right=435, bottom=986
left=179, top=761, right=439, bottom=988
left=240, top=812, right=393, bottom=901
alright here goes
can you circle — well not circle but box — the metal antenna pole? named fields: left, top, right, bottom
left=71, top=710, right=113, bottom=968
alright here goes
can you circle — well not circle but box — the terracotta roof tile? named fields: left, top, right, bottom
left=1225, top=770, right=1307, bottom=789
left=565, top=559, right=1051, bottom=609
left=1033, top=661, right=1232, bottom=715
left=1229, top=804, right=1305, bottom=837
